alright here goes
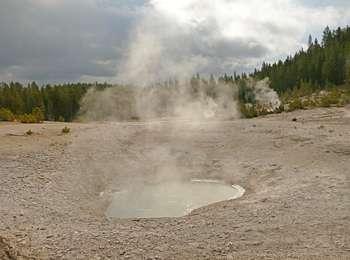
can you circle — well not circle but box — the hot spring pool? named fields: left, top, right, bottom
left=106, top=180, right=245, bottom=218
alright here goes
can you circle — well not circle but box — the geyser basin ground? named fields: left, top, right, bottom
left=106, top=180, right=245, bottom=218
left=1, top=107, right=349, bottom=258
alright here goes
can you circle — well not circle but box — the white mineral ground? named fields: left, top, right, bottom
left=0, top=107, right=349, bottom=259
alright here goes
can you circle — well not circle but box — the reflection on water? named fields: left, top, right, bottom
left=106, top=180, right=244, bottom=218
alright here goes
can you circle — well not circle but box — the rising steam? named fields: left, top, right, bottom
left=74, top=2, right=284, bottom=219
left=78, top=0, right=284, bottom=122
left=117, top=9, right=208, bottom=86
left=79, top=80, right=240, bottom=121
left=246, top=78, right=282, bottom=111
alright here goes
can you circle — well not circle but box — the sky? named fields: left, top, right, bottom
left=0, top=0, right=349, bottom=84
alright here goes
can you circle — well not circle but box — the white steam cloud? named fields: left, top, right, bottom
left=118, top=10, right=209, bottom=86
left=79, top=80, right=240, bottom=121
left=248, top=78, right=282, bottom=111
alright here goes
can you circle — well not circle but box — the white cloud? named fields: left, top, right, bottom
left=150, top=0, right=348, bottom=56
left=117, top=0, right=350, bottom=84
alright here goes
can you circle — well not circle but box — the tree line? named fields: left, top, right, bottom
left=213, top=26, right=350, bottom=116
left=0, top=25, right=349, bottom=122
left=251, top=26, right=350, bottom=93
left=0, top=82, right=111, bottom=122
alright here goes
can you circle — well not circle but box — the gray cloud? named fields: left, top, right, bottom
left=299, top=0, right=350, bottom=8
left=0, top=0, right=349, bottom=83
left=0, top=0, right=138, bottom=82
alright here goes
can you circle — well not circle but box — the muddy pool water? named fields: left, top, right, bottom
left=106, top=180, right=245, bottom=218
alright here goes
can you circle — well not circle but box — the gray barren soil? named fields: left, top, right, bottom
left=0, top=107, right=349, bottom=259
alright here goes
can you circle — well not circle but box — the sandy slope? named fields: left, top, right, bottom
left=0, top=107, right=349, bottom=259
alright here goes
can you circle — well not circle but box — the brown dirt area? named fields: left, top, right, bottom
left=0, top=107, right=349, bottom=259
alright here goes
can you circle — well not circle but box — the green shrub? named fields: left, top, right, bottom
left=240, top=104, right=258, bottom=118
left=62, top=126, right=70, bottom=134
left=240, top=103, right=276, bottom=118
left=26, top=129, right=33, bottom=135
left=0, top=108, right=15, bottom=121
left=32, top=107, right=45, bottom=123
left=17, top=107, right=45, bottom=124
left=283, top=86, right=347, bottom=112
left=18, top=114, right=38, bottom=124
left=275, top=104, right=285, bottom=114
left=255, top=104, right=271, bottom=116
left=318, top=90, right=341, bottom=107
left=340, top=94, right=350, bottom=105
left=286, top=98, right=304, bottom=112
left=301, top=98, right=316, bottom=108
